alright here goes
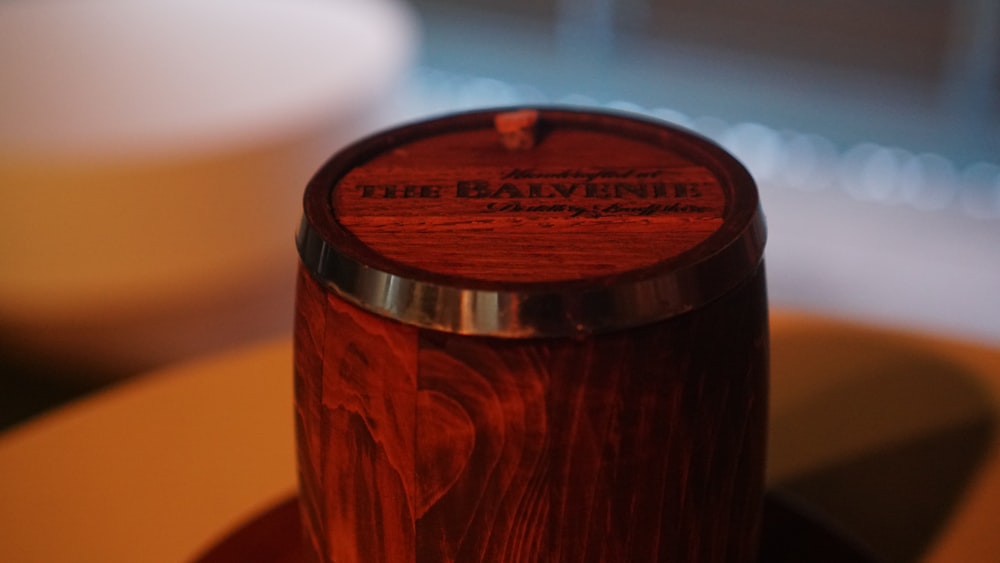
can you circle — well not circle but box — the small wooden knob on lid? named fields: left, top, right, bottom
left=294, top=108, right=769, bottom=563
left=298, top=108, right=765, bottom=337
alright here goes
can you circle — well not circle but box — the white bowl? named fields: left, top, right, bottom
left=0, top=0, right=418, bottom=376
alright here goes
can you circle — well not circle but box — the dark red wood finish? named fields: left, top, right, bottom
left=193, top=492, right=879, bottom=563
left=293, top=108, right=770, bottom=563
left=294, top=263, right=768, bottom=562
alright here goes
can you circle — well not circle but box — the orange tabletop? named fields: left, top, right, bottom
left=1, top=310, right=998, bottom=563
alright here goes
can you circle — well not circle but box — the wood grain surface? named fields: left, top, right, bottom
left=293, top=263, right=769, bottom=562
left=193, top=492, right=878, bottom=563
left=330, top=124, right=727, bottom=283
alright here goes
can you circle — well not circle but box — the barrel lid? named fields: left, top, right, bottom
left=298, top=108, right=765, bottom=337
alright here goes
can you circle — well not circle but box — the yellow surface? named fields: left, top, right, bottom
left=0, top=339, right=297, bottom=563
left=0, top=311, right=998, bottom=562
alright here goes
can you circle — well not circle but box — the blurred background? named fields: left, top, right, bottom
left=1, top=0, right=998, bottom=426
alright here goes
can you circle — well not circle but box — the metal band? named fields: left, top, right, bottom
left=296, top=108, right=766, bottom=337
left=296, top=213, right=765, bottom=338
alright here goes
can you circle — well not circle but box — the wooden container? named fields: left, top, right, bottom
left=293, top=108, right=768, bottom=563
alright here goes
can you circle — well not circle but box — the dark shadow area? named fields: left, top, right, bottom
left=192, top=492, right=883, bottom=563
left=769, top=320, right=998, bottom=563
left=777, top=418, right=994, bottom=563
left=0, top=342, right=116, bottom=431
left=761, top=489, right=880, bottom=563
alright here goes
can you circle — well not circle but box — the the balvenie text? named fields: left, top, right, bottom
left=354, top=168, right=710, bottom=200
left=347, top=168, right=719, bottom=218
left=357, top=182, right=704, bottom=199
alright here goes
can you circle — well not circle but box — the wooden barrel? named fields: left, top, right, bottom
left=293, top=108, right=769, bottom=563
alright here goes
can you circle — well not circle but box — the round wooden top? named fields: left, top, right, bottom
left=332, top=115, right=727, bottom=283
left=299, top=108, right=764, bottom=336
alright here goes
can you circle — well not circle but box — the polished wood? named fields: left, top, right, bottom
left=293, top=263, right=769, bottom=562
left=294, top=108, right=769, bottom=562
left=193, top=492, right=878, bottom=563
left=329, top=118, right=728, bottom=283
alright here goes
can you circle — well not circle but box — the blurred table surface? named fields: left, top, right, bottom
left=1, top=309, right=998, bottom=563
